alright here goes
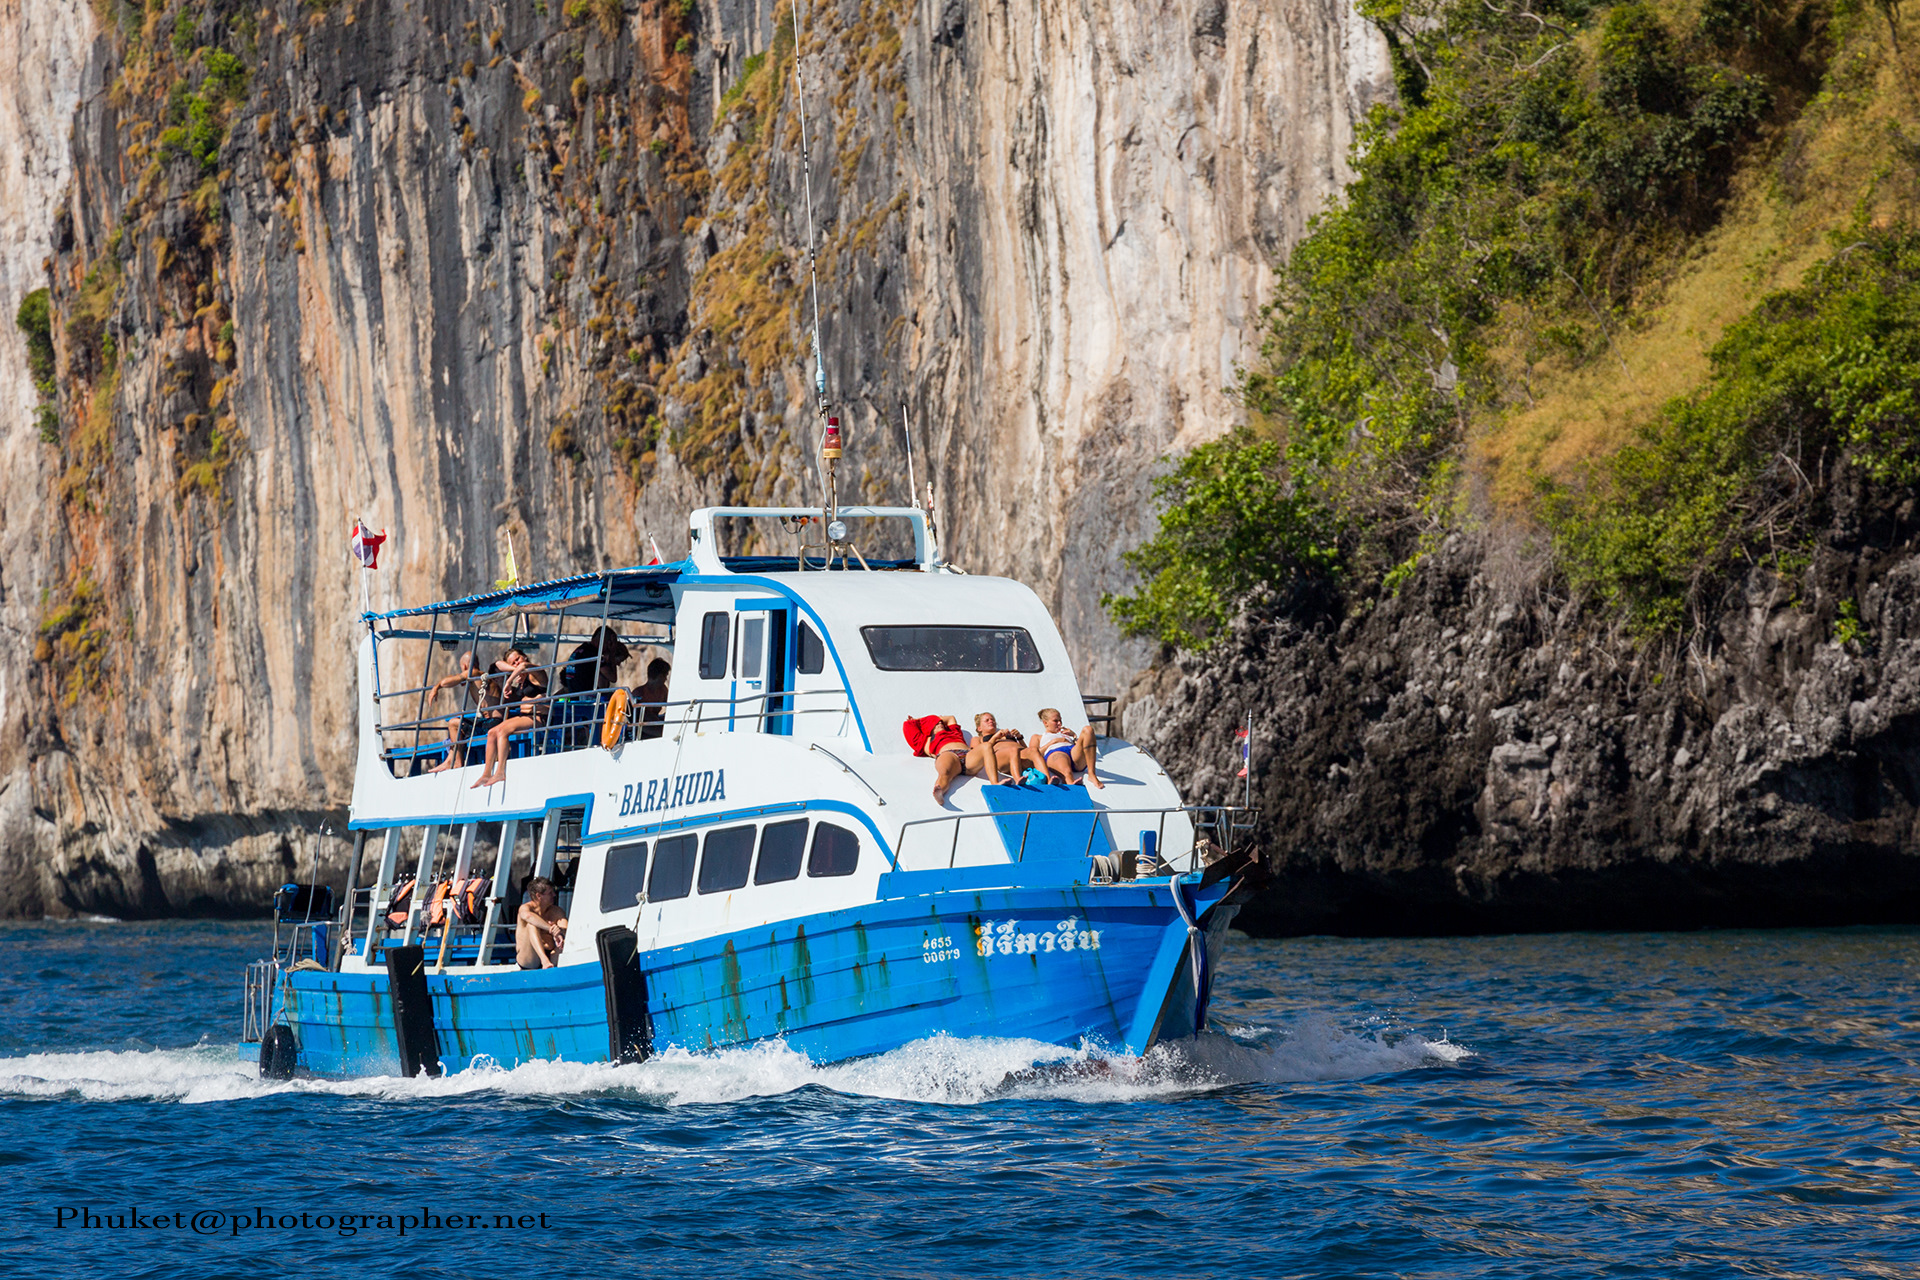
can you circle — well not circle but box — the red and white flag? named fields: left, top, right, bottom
left=1233, top=725, right=1250, bottom=779
left=350, top=520, right=387, bottom=569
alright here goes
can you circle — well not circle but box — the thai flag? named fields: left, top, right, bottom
left=350, top=520, right=387, bottom=569
left=1234, top=726, right=1250, bottom=779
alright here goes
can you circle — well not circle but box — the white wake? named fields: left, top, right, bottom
left=0, top=1019, right=1468, bottom=1108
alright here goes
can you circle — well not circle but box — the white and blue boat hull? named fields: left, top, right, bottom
left=269, top=875, right=1235, bottom=1075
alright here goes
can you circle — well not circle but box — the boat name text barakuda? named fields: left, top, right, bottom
left=618, top=770, right=727, bottom=818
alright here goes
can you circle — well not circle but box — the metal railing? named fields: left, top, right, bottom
left=1082, top=694, right=1118, bottom=735
left=242, top=959, right=279, bottom=1042
left=377, top=685, right=855, bottom=770
left=891, top=804, right=1257, bottom=874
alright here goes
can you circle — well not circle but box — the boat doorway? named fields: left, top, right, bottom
left=735, top=604, right=792, bottom=735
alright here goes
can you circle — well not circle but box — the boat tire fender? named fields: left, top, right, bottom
left=384, top=945, right=443, bottom=1078
left=596, top=926, right=652, bottom=1064
left=259, top=1025, right=297, bottom=1081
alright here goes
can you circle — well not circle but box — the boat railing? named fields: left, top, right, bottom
left=1081, top=694, right=1118, bottom=735
left=891, top=804, right=1258, bottom=874
left=376, top=684, right=855, bottom=772
left=242, top=958, right=278, bottom=1043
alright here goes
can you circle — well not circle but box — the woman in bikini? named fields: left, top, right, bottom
left=973, top=712, right=1042, bottom=782
left=424, top=650, right=505, bottom=774
left=472, top=647, right=549, bottom=788
left=1031, top=707, right=1102, bottom=788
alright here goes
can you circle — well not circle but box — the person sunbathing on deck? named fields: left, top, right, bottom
left=974, top=712, right=1042, bottom=782
left=904, top=714, right=993, bottom=803
left=516, top=876, right=568, bottom=969
left=1031, top=707, right=1102, bottom=788
left=472, top=647, right=548, bottom=788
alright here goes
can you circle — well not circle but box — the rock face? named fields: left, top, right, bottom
left=0, top=0, right=1389, bottom=915
left=1125, top=478, right=1920, bottom=935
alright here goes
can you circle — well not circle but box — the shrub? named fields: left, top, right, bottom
left=1545, top=227, right=1920, bottom=631
left=16, top=288, right=58, bottom=443
left=1105, top=432, right=1339, bottom=649
left=1109, top=0, right=1803, bottom=648
left=203, top=48, right=249, bottom=99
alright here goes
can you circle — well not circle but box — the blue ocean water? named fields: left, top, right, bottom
left=2, top=920, right=1916, bottom=1278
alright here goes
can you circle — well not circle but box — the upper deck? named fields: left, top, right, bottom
left=353, top=507, right=1113, bottom=816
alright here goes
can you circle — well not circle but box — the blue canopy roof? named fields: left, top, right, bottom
left=366, top=561, right=690, bottom=624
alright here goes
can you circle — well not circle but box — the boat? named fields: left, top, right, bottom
left=240, top=504, right=1262, bottom=1079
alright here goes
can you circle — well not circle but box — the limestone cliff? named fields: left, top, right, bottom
left=0, top=0, right=1389, bottom=914
left=1125, top=474, right=1920, bottom=935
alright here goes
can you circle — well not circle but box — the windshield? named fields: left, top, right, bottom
left=860, top=626, right=1043, bottom=672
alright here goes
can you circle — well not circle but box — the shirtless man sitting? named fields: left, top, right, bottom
left=515, top=876, right=568, bottom=969
left=905, top=714, right=995, bottom=804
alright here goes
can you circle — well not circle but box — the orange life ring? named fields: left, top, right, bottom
left=602, top=688, right=630, bottom=749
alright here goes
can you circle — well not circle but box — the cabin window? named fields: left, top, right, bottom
left=860, top=626, right=1042, bottom=673
left=698, top=612, right=730, bottom=679
left=648, top=834, right=697, bottom=901
left=797, top=621, right=825, bottom=675
left=698, top=825, right=756, bottom=893
left=807, top=822, right=860, bottom=877
left=739, top=616, right=765, bottom=680
left=755, top=819, right=808, bottom=884
left=600, top=842, right=649, bottom=912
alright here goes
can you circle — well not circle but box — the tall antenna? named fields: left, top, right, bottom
left=791, top=0, right=829, bottom=416
left=900, top=400, right=920, bottom=509
left=790, top=0, right=849, bottom=564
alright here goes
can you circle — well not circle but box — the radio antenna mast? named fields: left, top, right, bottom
left=790, top=0, right=847, bottom=565
left=900, top=400, right=920, bottom=509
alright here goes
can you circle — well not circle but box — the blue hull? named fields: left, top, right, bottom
left=272, top=877, right=1234, bottom=1076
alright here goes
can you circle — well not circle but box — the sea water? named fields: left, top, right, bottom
left=2, top=920, right=1915, bottom=1278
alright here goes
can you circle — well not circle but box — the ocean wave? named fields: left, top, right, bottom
left=0, top=1018, right=1467, bottom=1108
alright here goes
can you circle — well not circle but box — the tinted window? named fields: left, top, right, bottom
left=698, top=825, right=756, bottom=894
left=860, top=626, right=1042, bottom=673
left=797, top=622, right=825, bottom=675
left=739, top=616, right=764, bottom=679
left=755, top=819, right=808, bottom=884
left=599, top=841, right=649, bottom=912
left=698, top=612, right=729, bottom=679
left=807, top=822, right=860, bottom=877
left=648, top=834, right=696, bottom=901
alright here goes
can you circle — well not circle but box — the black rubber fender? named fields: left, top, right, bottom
left=259, top=1025, right=297, bottom=1080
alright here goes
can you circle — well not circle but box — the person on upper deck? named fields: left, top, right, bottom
left=558, top=626, right=630, bottom=699
left=635, top=658, right=671, bottom=740
left=472, top=646, right=548, bottom=788
left=904, top=714, right=993, bottom=804
left=424, top=649, right=504, bottom=774
left=1032, top=706, right=1102, bottom=789
left=515, top=876, right=568, bottom=969
left=974, top=712, right=1043, bottom=783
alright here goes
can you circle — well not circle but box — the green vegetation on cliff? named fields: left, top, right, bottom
left=1111, top=0, right=1919, bottom=647
left=14, top=288, right=57, bottom=443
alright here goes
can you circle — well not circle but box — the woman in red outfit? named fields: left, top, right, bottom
left=904, top=714, right=994, bottom=803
